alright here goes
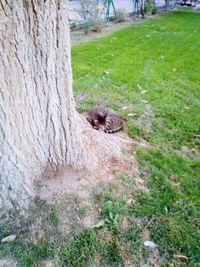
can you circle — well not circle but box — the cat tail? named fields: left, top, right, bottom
left=104, top=125, right=123, bottom=134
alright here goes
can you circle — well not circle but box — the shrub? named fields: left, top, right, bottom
left=144, top=0, right=158, bottom=15
left=144, top=0, right=154, bottom=14
left=69, top=20, right=77, bottom=31
left=92, top=17, right=105, bottom=32
left=78, top=0, right=105, bottom=34
left=113, top=8, right=127, bottom=23
left=151, top=6, right=159, bottom=14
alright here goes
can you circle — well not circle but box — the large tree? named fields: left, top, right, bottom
left=0, top=0, right=89, bottom=210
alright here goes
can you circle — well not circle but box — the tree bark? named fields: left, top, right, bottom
left=0, top=0, right=84, bottom=210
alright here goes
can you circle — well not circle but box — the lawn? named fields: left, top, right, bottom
left=0, top=9, right=200, bottom=267
left=72, top=9, right=200, bottom=266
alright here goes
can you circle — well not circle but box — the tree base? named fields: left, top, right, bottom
left=34, top=117, right=147, bottom=205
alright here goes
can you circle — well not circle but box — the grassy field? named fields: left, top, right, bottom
left=72, top=9, right=200, bottom=266
left=0, top=9, right=200, bottom=267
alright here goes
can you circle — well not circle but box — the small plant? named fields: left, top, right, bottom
left=103, top=238, right=123, bottom=266
left=144, top=0, right=158, bottom=15
left=101, top=199, right=127, bottom=234
left=69, top=20, right=77, bottom=31
left=47, top=208, right=59, bottom=226
left=151, top=6, right=158, bottom=14
left=60, top=229, right=99, bottom=266
left=144, top=0, right=154, bottom=14
left=78, top=0, right=105, bottom=34
left=113, top=8, right=127, bottom=23
left=92, top=17, right=105, bottom=32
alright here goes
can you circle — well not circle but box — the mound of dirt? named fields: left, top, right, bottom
left=34, top=116, right=148, bottom=230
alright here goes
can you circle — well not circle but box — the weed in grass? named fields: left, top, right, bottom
left=47, top=208, right=59, bottom=226
left=95, top=182, right=119, bottom=203
left=122, top=223, right=142, bottom=258
left=101, top=198, right=127, bottom=234
left=59, top=228, right=99, bottom=267
left=117, top=171, right=136, bottom=186
left=102, top=238, right=123, bottom=267
left=19, top=241, right=55, bottom=267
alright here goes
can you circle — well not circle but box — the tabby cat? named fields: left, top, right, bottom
left=86, top=106, right=123, bottom=134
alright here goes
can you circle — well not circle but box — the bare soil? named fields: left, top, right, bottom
left=71, top=20, right=134, bottom=45
left=35, top=116, right=146, bottom=206
left=0, top=259, right=18, bottom=267
left=33, top=116, right=150, bottom=239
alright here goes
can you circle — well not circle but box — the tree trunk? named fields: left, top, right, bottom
left=0, top=0, right=84, bottom=210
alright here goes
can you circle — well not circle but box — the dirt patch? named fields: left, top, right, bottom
left=71, top=20, right=134, bottom=45
left=37, top=261, right=55, bottom=267
left=0, top=259, right=18, bottom=267
left=34, top=116, right=148, bottom=232
left=35, top=133, right=146, bottom=205
left=35, top=137, right=141, bottom=232
left=181, top=145, right=200, bottom=158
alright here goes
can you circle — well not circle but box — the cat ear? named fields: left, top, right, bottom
left=98, top=112, right=104, bottom=117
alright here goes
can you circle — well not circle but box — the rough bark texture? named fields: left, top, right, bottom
left=0, top=0, right=83, bottom=210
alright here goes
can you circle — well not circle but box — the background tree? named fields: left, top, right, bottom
left=0, top=0, right=88, bottom=210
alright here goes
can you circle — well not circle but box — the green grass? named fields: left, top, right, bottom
left=72, top=10, right=200, bottom=149
left=59, top=229, right=99, bottom=267
left=1, top=9, right=200, bottom=266
left=133, top=149, right=200, bottom=264
left=72, top=9, right=200, bottom=266
left=0, top=199, right=59, bottom=266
